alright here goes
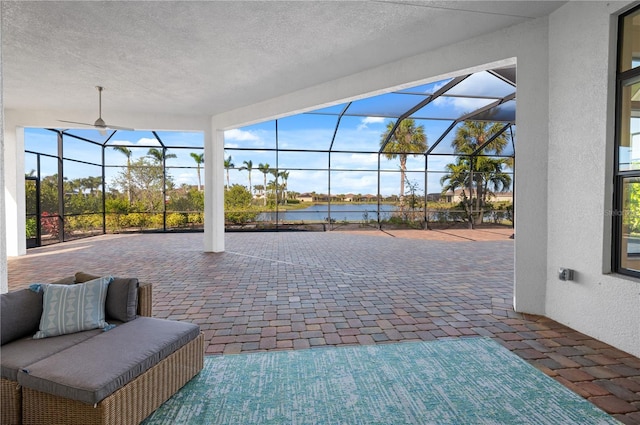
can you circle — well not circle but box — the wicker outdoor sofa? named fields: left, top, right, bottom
left=1, top=273, right=204, bottom=425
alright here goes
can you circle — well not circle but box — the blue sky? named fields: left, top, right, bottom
left=223, top=117, right=460, bottom=196
left=25, top=71, right=515, bottom=197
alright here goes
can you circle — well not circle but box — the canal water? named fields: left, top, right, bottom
left=258, top=204, right=398, bottom=222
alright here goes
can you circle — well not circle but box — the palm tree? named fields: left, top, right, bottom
left=278, top=170, right=289, bottom=204
left=269, top=168, right=279, bottom=203
left=440, top=162, right=470, bottom=197
left=147, top=148, right=177, bottom=164
left=451, top=121, right=508, bottom=155
left=440, top=160, right=473, bottom=222
left=190, top=152, right=204, bottom=191
left=239, top=160, right=254, bottom=194
left=253, top=184, right=265, bottom=198
left=81, top=176, right=103, bottom=196
left=113, top=146, right=133, bottom=205
left=475, top=156, right=512, bottom=198
left=224, top=155, right=234, bottom=190
left=266, top=179, right=278, bottom=204
left=258, top=163, right=270, bottom=206
left=442, top=121, right=511, bottom=227
left=380, top=119, right=427, bottom=201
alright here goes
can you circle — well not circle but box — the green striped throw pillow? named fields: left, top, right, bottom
left=33, top=276, right=113, bottom=339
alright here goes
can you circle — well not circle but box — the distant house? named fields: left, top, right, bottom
left=426, top=192, right=445, bottom=202
left=441, top=189, right=513, bottom=203
left=297, top=193, right=314, bottom=203
left=296, top=193, right=383, bottom=203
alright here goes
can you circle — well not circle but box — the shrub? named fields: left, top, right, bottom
left=40, top=212, right=60, bottom=238
left=149, top=213, right=164, bottom=229
left=166, top=212, right=187, bottom=228
left=106, top=198, right=129, bottom=214
left=123, top=212, right=149, bottom=229
left=26, top=217, right=37, bottom=238
left=188, top=212, right=203, bottom=224
left=225, top=184, right=259, bottom=224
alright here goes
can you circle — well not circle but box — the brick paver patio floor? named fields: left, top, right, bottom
left=8, top=230, right=640, bottom=424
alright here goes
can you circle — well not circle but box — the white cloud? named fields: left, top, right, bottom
left=174, top=171, right=198, bottom=187
left=330, top=153, right=378, bottom=169
left=225, top=128, right=260, bottom=142
left=431, top=80, right=449, bottom=93
left=432, top=96, right=493, bottom=114
left=137, top=137, right=161, bottom=146
left=357, top=116, right=385, bottom=130
left=110, top=140, right=133, bottom=146
left=110, top=137, right=160, bottom=147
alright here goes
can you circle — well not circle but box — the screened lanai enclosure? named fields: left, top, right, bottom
left=24, top=66, right=515, bottom=248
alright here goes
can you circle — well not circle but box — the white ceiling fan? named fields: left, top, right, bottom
left=59, top=86, right=134, bottom=135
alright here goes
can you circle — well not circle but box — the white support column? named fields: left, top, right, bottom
left=203, top=127, right=225, bottom=252
left=4, top=124, right=26, bottom=259
left=512, top=25, right=549, bottom=315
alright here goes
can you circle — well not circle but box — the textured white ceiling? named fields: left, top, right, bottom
left=1, top=1, right=564, bottom=117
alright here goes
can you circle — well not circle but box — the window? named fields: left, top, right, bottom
left=614, top=5, right=640, bottom=276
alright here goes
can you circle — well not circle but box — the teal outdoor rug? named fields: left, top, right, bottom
left=142, top=337, right=618, bottom=425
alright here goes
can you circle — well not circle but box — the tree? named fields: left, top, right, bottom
left=451, top=121, right=507, bottom=156
left=269, top=168, right=280, bottom=204
left=278, top=170, right=289, bottom=204
left=111, top=157, right=172, bottom=212
left=113, top=146, right=133, bottom=205
left=40, top=174, right=60, bottom=213
left=253, top=184, right=265, bottom=199
left=80, top=176, right=103, bottom=196
left=224, top=184, right=259, bottom=224
left=147, top=148, right=177, bottom=164
left=239, top=159, right=254, bottom=194
left=166, top=185, right=204, bottom=213
left=258, top=163, right=271, bottom=206
left=190, top=152, right=204, bottom=191
left=380, top=119, right=427, bottom=201
left=441, top=121, right=511, bottom=227
left=224, top=155, right=234, bottom=190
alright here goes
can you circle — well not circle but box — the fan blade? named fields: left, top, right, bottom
left=57, top=120, right=95, bottom=127
left=60, top=87, right=134, bottom=132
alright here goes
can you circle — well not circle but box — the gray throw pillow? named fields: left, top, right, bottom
left=1, top=289, right=44, bottom=345
left=105, top=277, right=139, bottom=322
left=75, top=272, right=139, bottom=322
left=51, top=276, right=76, bottom=285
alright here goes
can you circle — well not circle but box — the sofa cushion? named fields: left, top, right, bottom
left=18, top=317, right=200, bottom=405
left=0, top=288, right=43, bottom=345
left=75, top=272, right=139, bottom=322
left=34, top=276, right=113, bottom=339
left=74, top=272, right=99, bottom=283
left=1, top=329, right=104, bottom=381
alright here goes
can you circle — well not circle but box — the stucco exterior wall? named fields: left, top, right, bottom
left=546, top=1, right=639, bottom=358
